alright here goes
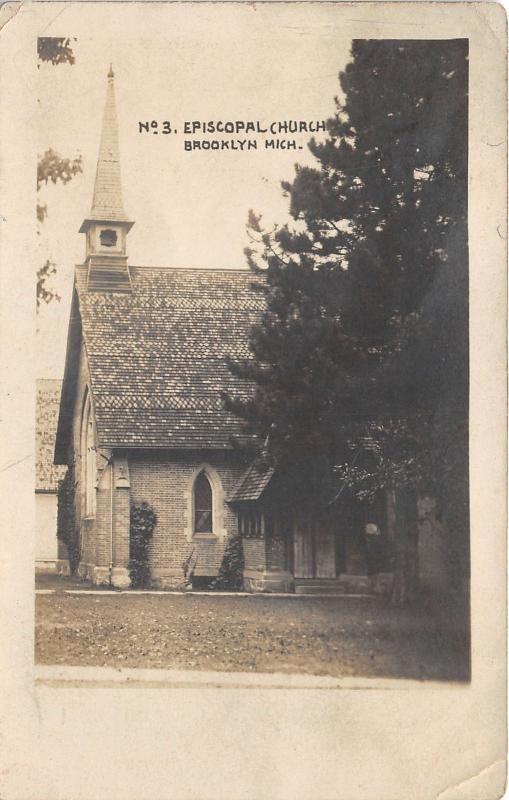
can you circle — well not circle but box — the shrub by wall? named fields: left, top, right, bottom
left=57, top=465, right=80, bottom=573
left=213, top=531, right=245, bottom=590
left=129, top=501, right=157, bottom=588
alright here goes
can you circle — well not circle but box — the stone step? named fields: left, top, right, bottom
left=294, top=573, right=393, bottom=595
left=294, top=580, right=350, bottom=595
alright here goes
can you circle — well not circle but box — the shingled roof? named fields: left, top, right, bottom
left=36, top=379, right=66, bottom=491
left=55, top=266, right=266, bottom=458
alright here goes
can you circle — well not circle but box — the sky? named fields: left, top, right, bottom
left=36, top=7, right=353, bottom=378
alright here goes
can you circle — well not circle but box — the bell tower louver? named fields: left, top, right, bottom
left=79, top=65, right=134, bottom=292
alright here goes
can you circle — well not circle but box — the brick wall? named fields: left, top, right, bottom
left=266, top=534, right=287, bottom=571
left=128, top=450, right=247, bottom=583
left=242, top=539, right=267, bottom=572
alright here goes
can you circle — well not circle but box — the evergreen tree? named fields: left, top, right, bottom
left=225, top=40, right=468, bottom=600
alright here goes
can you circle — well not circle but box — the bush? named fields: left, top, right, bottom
left=212, top=531, right=245, bottom=590
left=181, top=549, right=197, bottom=588
left=129, top=501, right=157, bottom=588
left=57, top=465, right=80, bottom=574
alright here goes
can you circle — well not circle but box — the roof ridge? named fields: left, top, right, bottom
left=75, top=264, right=263, bottom=275
left=130, top=266, right=256, bottom=274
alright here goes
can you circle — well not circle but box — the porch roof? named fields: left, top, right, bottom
left=229, top=462, right=275, bottom=503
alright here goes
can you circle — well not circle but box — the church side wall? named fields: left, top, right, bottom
left=128, top=451, right=247, bottom=588
left=69, top=342, right=112, bottom=583
left=70, top=344, right=89, bottom=567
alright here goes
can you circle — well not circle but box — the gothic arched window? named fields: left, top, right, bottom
left=81, top=392, right=96, bottom=517
left=194, top=471, right=213, bottom=533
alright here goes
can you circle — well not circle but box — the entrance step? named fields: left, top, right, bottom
left=294, top=573, right=393, bottom=595
left=294, top=578, right=353, bottom=595
left=294, top=584, right=347, bottom=595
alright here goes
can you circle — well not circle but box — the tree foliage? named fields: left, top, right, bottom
left=37, top=37, right=76, bottom=67
left=37, top=37, right=82, bottom=309
left=36, top=149, right=83, bottom=309
left=37, top=148, right=83, bottom=192
left=37, top=148, right=83, bottom=235
left=225, top=40, right=469, bottom=591
left=37, top=259, right=61, bottom=309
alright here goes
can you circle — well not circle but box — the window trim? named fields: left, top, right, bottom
left=184, top=464, right=227, bottom=543
left=80, top=389, right=97, bottom=519
left=193, top=471, right=213, bottom=534
left=99, top=227, right=118, bottom=248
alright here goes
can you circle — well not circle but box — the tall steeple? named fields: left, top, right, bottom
left=79, top=66, right=134, bottom=292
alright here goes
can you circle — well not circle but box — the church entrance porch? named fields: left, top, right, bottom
left=234, top=488, right=393, bottom=595
left=291, top=507, right=392, bottom=595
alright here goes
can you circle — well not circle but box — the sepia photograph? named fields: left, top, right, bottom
left=34, top=26, right=471, bottom=684
left=1, top=2, right=506, bottom=798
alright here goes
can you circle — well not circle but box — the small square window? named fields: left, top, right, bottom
left=100, top=228, right=118, bottom=248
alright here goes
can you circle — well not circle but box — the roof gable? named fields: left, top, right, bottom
left=71, top=266, right=265, bottom=450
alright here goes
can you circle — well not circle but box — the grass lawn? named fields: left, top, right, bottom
left=35, top=591, right=470, bottom=681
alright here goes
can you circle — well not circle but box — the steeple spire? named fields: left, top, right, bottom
left=80, top=66, right=134, bottom=292
left=87, top=64, right=130, bottom=225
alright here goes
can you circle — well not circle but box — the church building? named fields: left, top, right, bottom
left=55, top=68, right=397, bottom=592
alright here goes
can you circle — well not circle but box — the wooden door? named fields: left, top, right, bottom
left=293, top=515, right=336, bottom=578
left=293, top=518, right=313, bottom=578
left=315, top=520, right=336, bottom=578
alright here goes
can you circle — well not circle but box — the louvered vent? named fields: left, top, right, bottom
left=87, top=256, right=132, bottom=293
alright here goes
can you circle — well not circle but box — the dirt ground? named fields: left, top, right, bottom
left=35, top=589, right=470, bottom=681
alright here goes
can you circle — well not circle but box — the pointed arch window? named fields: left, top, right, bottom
left=194, top=471, right=213, bottom=534
left=81, top=392, right=96, bottom=517
left=185, top=465, right=227, bottom=542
